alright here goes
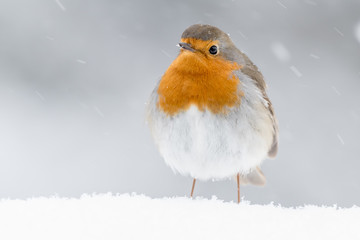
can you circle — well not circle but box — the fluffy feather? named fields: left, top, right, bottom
left=147, top=71, right=274, bottom=181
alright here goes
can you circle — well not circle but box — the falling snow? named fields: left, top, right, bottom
left=203, top=12, right=214, bottom=18
left=161, top=49, right=171, bottom=58
left=337, top=134, right=345, bottom=145
left=290, top=65, right=302, bottom=77
left=334, top=27, right=344, bottom=37
left=93, top=105, right=105, bottom=118
left=54, top=0, right=66, bottom=11
left=237, top=30, right=248, bottom=40
left=305, top=0, right=318, bottom=6
left=277, top=1, right=287, bottom=9
left=76, top=59, right=87, bottom=64
left=355, top=21, right=360, bottom=44
left=331, top=86, right=341, bottom=96
left=35, top=91, right=45, bottom=101
left=46, top=35, right=55, bottom=41
left=309, top=53, right=320, bottom=59
left=271, top=42, right=291, bottom=62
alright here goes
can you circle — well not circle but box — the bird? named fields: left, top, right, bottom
left=146, top=24, right=278, bottom=203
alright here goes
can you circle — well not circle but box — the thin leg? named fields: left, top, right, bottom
left=237, top=173, right=240, bottom=204
left=190, top=178, right=196, bottom=198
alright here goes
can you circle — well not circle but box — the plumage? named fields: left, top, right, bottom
left=146, top=24, right=278, bottom=186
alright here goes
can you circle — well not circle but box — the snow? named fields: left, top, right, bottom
left=277, top=1, right=287, bottom=9
left=271, top=42, right=290, bottom=62
left=290, top=65, right=302, bottom=77
left=331, top=85, right=341, bottom=96
left=337, top=134, right=345, bottom=145
left=355, top=21, right=360, bottom=44
left=0, top=194, right=359, bottom=240
left=237, top=30, right=248, bottom=40
left=35, top=90, right=45, bottom=101
left=76, top=59, right=87, bottom=64
left=93, top=105, right=105, bottom=118
left=305, top=0, right=318, bottom=6
left=160, top=49, right=172, bottom=58
left=334, top=27, right=344, bottom=37
left=54, top=0, right=66, bottom=11
left=45, top=35, right=55, bottom=41
left=309, top=53, right=320, bottom=59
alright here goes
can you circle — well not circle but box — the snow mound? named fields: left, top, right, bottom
left=0, top=194, right=359, bottom=240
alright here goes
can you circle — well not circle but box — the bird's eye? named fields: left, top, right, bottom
left=209, top=45, right=218, bottom=55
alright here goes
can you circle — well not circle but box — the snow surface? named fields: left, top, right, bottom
left=0, top=194, right=359, bottom=240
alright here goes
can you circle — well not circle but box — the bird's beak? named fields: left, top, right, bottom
left=178, top=42, right=195, bottom=52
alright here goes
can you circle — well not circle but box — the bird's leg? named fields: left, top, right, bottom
left=190, top=178, right=196, bottom=198
left=237, top=173, right=240, bottom=203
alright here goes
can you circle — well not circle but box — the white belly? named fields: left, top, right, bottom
left=148, top=103, right=273, bottom=180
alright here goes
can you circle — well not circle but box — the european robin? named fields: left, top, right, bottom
left=146, top=24, right=278, bottom=203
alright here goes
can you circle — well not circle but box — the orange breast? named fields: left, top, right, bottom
left=157, top=39, right=243, bottom=116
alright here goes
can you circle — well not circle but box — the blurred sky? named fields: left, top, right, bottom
left=0, top=0, right=359, bottom=207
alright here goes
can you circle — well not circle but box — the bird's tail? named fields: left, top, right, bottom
left=239, top=167, right=266, bottom=186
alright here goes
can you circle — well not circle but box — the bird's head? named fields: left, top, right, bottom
left=157, top=24, right=244, bottom=116
left=178, top=24, right=240, bottom=64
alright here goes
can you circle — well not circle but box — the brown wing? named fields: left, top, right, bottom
left=264, top=95, right=279, bottom=158
left=239, top=51, right=279, bottom=158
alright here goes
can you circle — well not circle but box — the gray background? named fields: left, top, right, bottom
left=0, top=0, right=359, bottom=207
